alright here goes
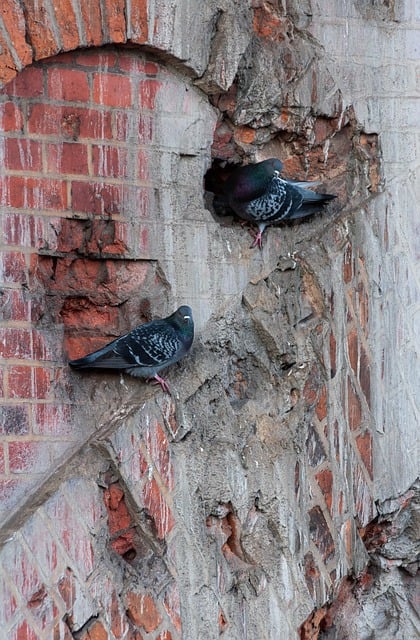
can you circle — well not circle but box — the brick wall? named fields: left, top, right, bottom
left=0, top=1, right=418, bottom=639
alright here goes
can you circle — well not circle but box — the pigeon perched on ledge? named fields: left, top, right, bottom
left=206, top=158, right=336, bottom=248
left=69, top=306, right=194, bottom=393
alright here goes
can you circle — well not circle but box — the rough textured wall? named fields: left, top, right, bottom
left=0, top=1, right=418, bottom=639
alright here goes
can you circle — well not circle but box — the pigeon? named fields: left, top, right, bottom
left=69, top=306, right=194, bottom=393
left=206, top=158, right=336, bottom=248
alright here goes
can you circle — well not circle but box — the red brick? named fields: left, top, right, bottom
left=9, top=620, right=38, bottom=640
left=0, top=0, right=33, bottom=69
left=308, top=505, right=335, bottom=562
left=71, top=180, right=122, bottom=215
left=8, top=440, right=49, bottom=473
left=104, top=0, right=127, bottom=43
left=306, top=423, right=326, bottom=467
left=93, top=73, right=132, bottom=107
left=347, top=328, right=358, bottom=375
left=359, top=343, right=371, bottom=407
left=1, top=176, right=67, bottom=210
left=129, top=0, right=149, bottom=43
left=92, top=144, right=128, bottom=178
left=329, top=330, right=336, bottom=378
left=347, top=378, right=362, bottom=432
left=78, top=620, right=108, bottom=640
left=75, top=51, right=118, bottom=68
left=137, top=149, right=149, bottom=181
left=142, top=476, right=175, bottom=539
left=0, top=32, right=19, bottom=85
left=138, top=79, right=161, bottom=109
left=144, top=421, right=174, bottom=490
left=0, top=101, right=24, bottom=131
left=80, top=0, right=103, bottom=46
left=303, top=552, right=321, bottom=600
left=157, top=633, right=172, bottom=640
left=0, top=327, right=32, bottom=359
left=3, top=67, right=43, bottom=98
left=11, top=399, right=43, bottom=439
left=28, top=103, right=113, bottom=139
left=353, top=464, right=374, bottom=526
left=0, top=289, right=30, bottom=321
left=110, top=589, right=129, bottom=639
left=0, top=251, right=27, bottom=284
left=315, top=385, right=327, bottom=421
left=163, top=585, right=181, bottom=634
left=343, top=243, right=353, bottom=283
left=51, top=0, right=80, bottom=50
left=3, top=138, right=43, bottom=172
left=1, top=212, right=36, bottom=246
left=303, top=364, right=323, bottom=407
left=126, top=592, right=162, bottom=632
left=24, top=1, right=60, bottom=58
left=0, top=574, right=18, bottom=624
left=315, top=468, right=333, bottom=515
left=356, top=431, right=373, bottom=479
left=8, top=365, right=51, bottom=400
left=32, top=403, right=72, bottom=436
left=48, top=68, right=90, bottom=102
left=104, top=483, right=133, bottom=533
left=118, top=54, right=158, bottom=75
left=46, top=142, right=89, bottom=175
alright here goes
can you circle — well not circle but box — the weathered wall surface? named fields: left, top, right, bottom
left=0, top=1, right=418, bottom=639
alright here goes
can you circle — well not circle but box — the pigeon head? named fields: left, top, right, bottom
left=169, top=306, right=194, bottom=343
left=228, top=158, right=284, bottom=202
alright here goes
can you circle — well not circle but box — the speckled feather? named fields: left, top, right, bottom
left=69, top=306, right=194, bottom=391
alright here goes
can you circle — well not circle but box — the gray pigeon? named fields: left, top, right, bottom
left=69, top=306, right=194, bottom=393
left=207, top=158, right=336, bottom=248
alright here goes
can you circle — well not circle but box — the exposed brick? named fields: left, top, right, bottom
left=46, top=142, right=89, bottom=175
left=28, top=104, right=113, bottom=139
left=93, top=73, right=132, bottom=107
left=104, top=0, right=126, bottom=43
left=47, top=68, right=90, bottom=102
left=32, top=404, right=72, bottom=436
left=347, top=328, right=358, bottom=375
left=315, top=468, right=333, bottom=515
left=0, top=31, right=20, bottom=85
left=308, top=505, right=335, bottom=563
left=126, top=592, right=162, bottom=632
left=75, top=619, right=108, bottom=640
left=347, top=377, right=362, bottom=431
left=157, top=632, right=172, bottom=640
left=71, top=180, right=122, bottom=215
left=142, top=476, right=175, bottom=539
left=315, top=385, right=327, bottom=421
left=303, top=552, right=321, bottom=599
left=353, top=464, right=374, bottom=526
left=1, top=176, right=67, bottom=211
left=129, top=0, right=149, bottom=44
left=50, top=0, right=80, bottom=51
left=118, top=55, right=158, bottom=76
left=0, top=405, right=30, bottom=435
left=233, top=125, right=256, bottom=144
left=80, top=0, right=103, bottom=46
left=0, top=251, right=27, bottom=284
left=9, top=620, right=39, bottom=640
left=303, top=364, right=323, bottom=407
left=7, top=365, right=51, bottom=400
left=92, top=144, right=128, bottom=178
left=0, top=573, right=18, bottom=625
left=110, top=589, right=129, bottom=639
left=163, top=584, right=181, bottom=634
left=356, top=431, right=373, bottom=479
left=0, top=0, right=33, bottom=69
left=359, top=343, right=371, bottom=407
left=138, top=79, right=161, bottom=109
left=0, top=101, right=24, bottom=131
left=343, top=243, right=353, bottom=283
left=8, top=441, right=51, bottom=473
left=144, top=421, right=174, bottom=490
left=24, top=0, right=59, bottom=59
left=0, top=327, right=32, bottom=359
left=306, top=423, right=326, bottom=467
left=3, top=67, right=44, bottom=98
left=75, top=51, right=118, bottom=68
left=0, top=289, right=30, bottom=321
left=329, top=330, right=337, bottom=378
left=3, top=138, right=43, bottom=172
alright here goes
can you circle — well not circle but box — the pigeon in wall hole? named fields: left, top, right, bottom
left=206, top=158, right=336, bottom=248
left=69, top=306, right=194, bottom=393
